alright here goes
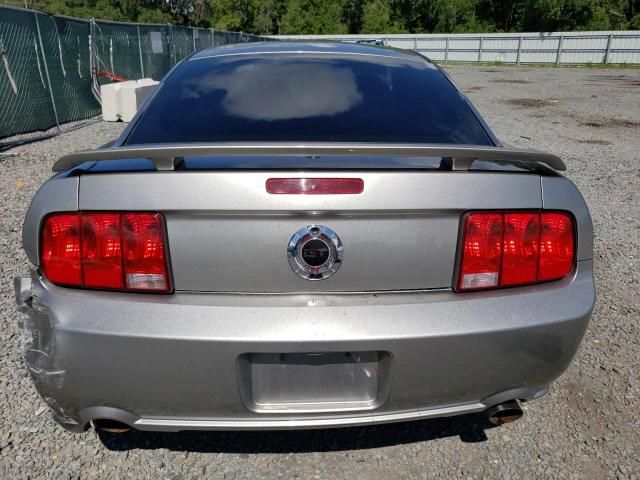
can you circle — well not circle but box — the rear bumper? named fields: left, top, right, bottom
left=15, top=262, right=594, bottom=432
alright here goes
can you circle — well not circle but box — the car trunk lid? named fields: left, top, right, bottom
left=78, top=170, right=542, bottom=293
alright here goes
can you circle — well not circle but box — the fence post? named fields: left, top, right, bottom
left=444, top=36, right=449, bottom=65
left=516, top=36, right=523, bottom=65
left=89, top=18, right=101, bottom=103
left=478, top=36, right=483, bottom=63
left=34, top=12, right=61, bottom=133
left=413, top=37, right=417, bottom=51
left=168, top=24, right=174, bottom=66
left=0, top=38, right=17, bottom=94
left=109, top=37, right=114, bottom=73
left=192, top=28, right=196, bottom=51
left=556, top=34, right=564, bottom=66
left=89, top=18, right=94, bottom=78
left=604, top=33, right=613, bottom=64
left=137, top=25, right=144, bottom=78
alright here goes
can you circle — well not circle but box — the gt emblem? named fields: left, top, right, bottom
left=287, top=225, right=343, bottom=280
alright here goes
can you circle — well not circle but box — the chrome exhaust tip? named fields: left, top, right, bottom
left=486, top=400, right=523, bottom=425
left=92, top=419, right=131, bottom=433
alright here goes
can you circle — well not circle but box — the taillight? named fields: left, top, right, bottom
left=456, top=211, right=575, bottom=292
left=122, top=213, right=169, bottom=291
left=266, top=178, right=364, bottom=194
left=81, top=213, right=122, bottom=289
left=40, top=212, right=171, bottom=293
left=538, top=213, right=575, bottom=282
left=41, top=213, right=82, bottom=287
left=458, top=213, right=502, bottom=290
left=501, top=212, right=540, bottom=286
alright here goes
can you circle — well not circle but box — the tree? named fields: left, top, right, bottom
left=252, top=0, right=288, bottom=34
left=280, top=0, right=348, bottom=34
left=342, top=0, right=366, bottom=33
left=209, top=0, right=253, bottom=30
left=19, top=0, right=640, bottom=34
left=517, top=0, right=610, bottom=31
left=362, top=0, right=403, bottom=33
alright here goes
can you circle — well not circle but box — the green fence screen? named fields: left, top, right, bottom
left=0, top=5, right=268, bottom=143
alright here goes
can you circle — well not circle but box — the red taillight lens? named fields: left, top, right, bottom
left=266, top=178, right=364, bottom=194
left=457, top=211, right=575, bottom=292
left=81, top=213, right=122, bottom=289
left=458, top=213, right=503, bottom=290
left=41, top=213, right=82, bottom=287
left=41, top=212, right=171, bottom=293
left=538, top=212, right=575, bottom=282
left=122, top=213, right=169, bottom=291
left=501, top=212, right=540, bottom=286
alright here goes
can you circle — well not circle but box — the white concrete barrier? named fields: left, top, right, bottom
left=101, top=79, right=159, bottom=122
left=100, top=82, right=123, bottom=122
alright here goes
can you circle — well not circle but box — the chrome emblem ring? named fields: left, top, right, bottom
left=287, top=225, right=343, bottom=280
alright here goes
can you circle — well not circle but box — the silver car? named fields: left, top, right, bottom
left=15, top=42, right=595, bottom=434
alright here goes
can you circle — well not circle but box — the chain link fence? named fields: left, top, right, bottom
left=0, top=5, right=268, bottom=148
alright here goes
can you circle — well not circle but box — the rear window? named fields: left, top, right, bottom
left=126, top=53, right=492, bottom=145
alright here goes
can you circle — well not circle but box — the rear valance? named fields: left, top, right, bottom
left=53, top=142, right=565, bottom=173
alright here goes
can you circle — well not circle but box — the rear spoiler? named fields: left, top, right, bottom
left=52, top=142, right=565, bottom=172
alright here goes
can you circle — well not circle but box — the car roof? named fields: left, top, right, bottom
left=189, top=41, right=431, bottom=65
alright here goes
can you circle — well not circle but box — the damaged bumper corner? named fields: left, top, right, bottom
left=14, top=275, right=85, bottom=433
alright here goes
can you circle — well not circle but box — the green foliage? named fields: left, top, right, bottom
left=17, top=0, right=640, bottom=33
left=22, top=0, right=173, bottom=23
left=362, top=1, right=395, bottom=33
left=136, top=8, right=174, bottom=24
left=517, top=0, right=611, bottom=31
left=252, top=0, right=288, bottom=34
left=209, top=0, right=253, bottom=30
left=281, top=0, right=348, bottom=33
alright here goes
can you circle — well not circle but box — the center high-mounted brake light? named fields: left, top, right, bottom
left=456, top=211, right=575, bottom=292
left=266, top=178, right=364, bottom=194
left=40, top=212, right=171, bottom=292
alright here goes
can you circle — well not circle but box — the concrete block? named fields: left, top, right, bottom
left=119, top=79, right=159, bottom=122
left=100, top=82, right=123, bottom=122
left=100, top=79, right=159, bottom=123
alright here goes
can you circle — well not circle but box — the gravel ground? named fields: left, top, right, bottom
left=1, top=65, right=639, bottom=479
